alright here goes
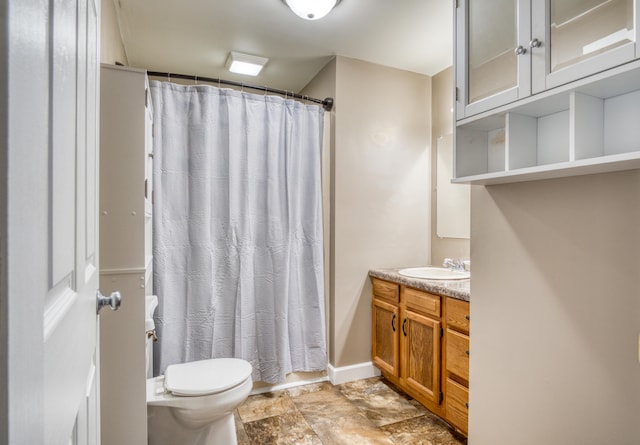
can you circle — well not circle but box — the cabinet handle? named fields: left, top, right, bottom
left=466, top=350, right=470, bottom=356
left=402, top=318, right=407, bottom=337
left=391, top=314, right=396, bottom=332
left=514, top=45, right=526, bottom=55
left=465, top=315, right=470, bottom=321
left=530, top=38, right=542, bottom=49
left=465, top=403, right=469, bottom=409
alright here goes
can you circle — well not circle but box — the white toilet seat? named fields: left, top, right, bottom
left=147, top=358, right=253, bottom=445
left=165, top=358, right=252, bottom=396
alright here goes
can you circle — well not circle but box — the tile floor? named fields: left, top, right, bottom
left=234, top=377, right=467, bottom=445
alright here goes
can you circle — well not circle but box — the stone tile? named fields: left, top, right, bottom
left=243, top=409, right=322, bottom=445
left=237, top=390, right=296, bottom=423
left=287, top=381, right=334, bottom=398
left=293, top=385, right=394, bottom=445
left=338, top=378, right=427, bottom=427
left=234, top=410, right=251, bottom=445
left=381, top=413, right=467, bottom=445
left=337, top=376, right=386, bottom=397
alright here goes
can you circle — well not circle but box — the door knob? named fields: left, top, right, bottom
left=97, top=290, right=122, bottom=314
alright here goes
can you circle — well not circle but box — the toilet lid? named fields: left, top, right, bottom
left=164, top=358, right=253, bottom=396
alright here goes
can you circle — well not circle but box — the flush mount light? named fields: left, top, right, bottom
left=282, top=0, right=341, bottom=21
left=225, top=52, right=269, bottom=76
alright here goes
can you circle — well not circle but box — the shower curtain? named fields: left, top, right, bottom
left=150, top=81, right=327, bottom=384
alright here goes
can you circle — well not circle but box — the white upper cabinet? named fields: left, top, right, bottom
left=456, top=0, right=639, bottom=120
left=456, top=0, right=531, bottom=119
left=532, top=0, right=638, bottom=94
left=453, top=0, right=640, bottom=185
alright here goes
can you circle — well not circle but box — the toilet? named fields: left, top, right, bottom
left=145, top=296, right=253, bottom=445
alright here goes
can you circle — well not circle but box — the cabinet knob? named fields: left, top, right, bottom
left=530, top=38, right=542, bottom=49
left=465, top=403, right=469, bottom=409
left=465, top=315, right=470, bottom=321
left=514, top=45, right=527, bottom=55
left=465, top=350, right=470, bottom=356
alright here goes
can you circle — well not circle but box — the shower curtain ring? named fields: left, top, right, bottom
left=195, top=75, right=198, bottom=85
left=168, top=73, right=171, bottom=82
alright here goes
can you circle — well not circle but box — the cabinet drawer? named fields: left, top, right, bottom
left=372, top=278, right=399, bottom=304
left=404, top=287, right=440, bottom=318
left=446, top=378, right=468, bottom=434
left=446, top=298, right=470, bottom=333
left=446, top=329, right=469, bottom=381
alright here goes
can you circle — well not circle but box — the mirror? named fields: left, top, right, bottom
left=437, top=134, right=470, bottom=239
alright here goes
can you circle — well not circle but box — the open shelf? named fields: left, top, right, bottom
left=454, top=59, right=640, bottom=184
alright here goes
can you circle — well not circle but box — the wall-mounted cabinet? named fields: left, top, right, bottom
left=456, top=0, right=639, bottom=120
left=454, top=0, right=640, bottom=184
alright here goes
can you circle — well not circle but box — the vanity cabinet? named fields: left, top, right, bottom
left=444, top=297, right=470, bottom=435
left=372, top=279, right=446, bottom=417
left=456, top=0, right=638, bottom=119
left=372, top=279, right=400, bottom=376
left=402, top=288, right=442, bottom=406
left=454, top=0, right=640, bottom=184
left=371, top=279, right=472, bottom=434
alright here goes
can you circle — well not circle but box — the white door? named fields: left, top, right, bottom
left=3, top=0, right=103, bottom=444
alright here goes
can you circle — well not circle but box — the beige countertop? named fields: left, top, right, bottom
left=368, top=267, right=470, bottom=302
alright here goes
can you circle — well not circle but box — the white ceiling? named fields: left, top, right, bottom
left=115, top=0, right=454, bottom=93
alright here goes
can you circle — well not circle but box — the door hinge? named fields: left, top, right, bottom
left=145, top=89, right=148, bottom=108
left=455, top=0, right=460, bottom=8
left=439, top=391, right=444, bottom=404
left=455, top=87, right=459, bottom=102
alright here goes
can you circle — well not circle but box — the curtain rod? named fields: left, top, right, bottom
left=146, top=70, right=334, bottom=111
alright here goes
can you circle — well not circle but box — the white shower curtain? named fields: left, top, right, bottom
left=150, top=81, right=327, bottom=384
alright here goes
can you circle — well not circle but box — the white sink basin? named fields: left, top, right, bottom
left=398, top=267, right=470, bottom=280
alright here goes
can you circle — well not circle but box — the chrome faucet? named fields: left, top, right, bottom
left=443, top=258, right=466, bottom=272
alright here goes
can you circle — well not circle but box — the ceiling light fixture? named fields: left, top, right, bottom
left=226, top=52, right=269, bottom=76
left=282, top=0, right=341, bottom=21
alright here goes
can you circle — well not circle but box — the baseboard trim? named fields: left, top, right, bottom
left=328, top=361, right=381, bottom=386
left=249, top=362, right=381, bottom=395
left=250, top=375, right=330, bottom=396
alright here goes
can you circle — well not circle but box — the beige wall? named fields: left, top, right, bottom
left=101, top=0, right=128, bottom=65
left=305, top=57, right=432, bottom=368
left=300, top=59, right=337, bottom=364
left=431, top=67, right=470, bottom=265
left=469, top=170, right=640, bottom=444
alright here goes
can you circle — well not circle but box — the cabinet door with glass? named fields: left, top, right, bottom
left=456, top=0, right=531, bottom=119
left=531, top=0, right=639, bottom=93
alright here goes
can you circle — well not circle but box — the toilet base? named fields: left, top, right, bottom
left=148, top=405, right=238, bottom=445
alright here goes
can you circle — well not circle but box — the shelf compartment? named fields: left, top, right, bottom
left=455, top=114, right=506, bottom=178
left=603, top=89, right=640, bottom=156
left=571, top=92, right=604, bottom=161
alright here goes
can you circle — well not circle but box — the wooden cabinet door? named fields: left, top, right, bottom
left=372, top=299, right=400, bottom=377
left=446, top=329, right=470, bottom=382
left=402, top=310, right=441, bottom=405
left=446, top=378, right=469, bottom=435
